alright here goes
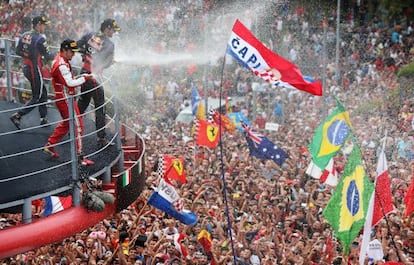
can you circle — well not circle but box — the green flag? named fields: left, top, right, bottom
left=322, top=144, right=374, bottom=254
left=308, top=98, right=352, bottom=170
left=122, top=169, right=132, bottom=187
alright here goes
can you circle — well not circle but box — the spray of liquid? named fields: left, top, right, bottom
left=112, top=1, right=273, bottom=68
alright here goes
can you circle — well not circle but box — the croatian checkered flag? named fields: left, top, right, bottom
left=173, top=198, right=184, bottom=212
left=227, top=19, right=322, bottom=96
left=147, top=178, right=198, bottom=226
left=253, top=69, right=281, bottom=85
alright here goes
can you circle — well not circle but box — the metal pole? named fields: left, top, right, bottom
left=203, top=13, right=209, bottom=119
left=22, top=199, right=32, bottom=224
left=111, top=77, right=124, bottom=173
left=68, top=96, right=80, bottom=206
left=252, top=90, right=257, bottom=123
left=322, top=19, right=328, bottom=94
left=335, top=0, right=341, bottom=85
left=5, top=39, right=13, bottom=102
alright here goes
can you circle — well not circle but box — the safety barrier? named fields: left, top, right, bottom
left=0, top=38, right=145, bottom=224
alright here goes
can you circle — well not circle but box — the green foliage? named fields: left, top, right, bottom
left=397, top=61, right=414, bottom=78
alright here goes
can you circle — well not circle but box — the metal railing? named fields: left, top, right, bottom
left=0, top=38, right=123, bottom=223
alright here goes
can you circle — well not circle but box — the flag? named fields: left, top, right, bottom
left=147, top=178, right=197, bottom=226
left=359, top=148, right=393, bottom=264
left=359, top=190, right=375, bottom=265
left=225, top=96, right=232, bottom=114
left=197, top=229, right=212, bottom=253
left=174, top=233, right=188, bottom=257
left=209, top=109, right=236, bottom=134
left=306, top=158, right=338, bottom=186
left=194, top=119, right=220, bottom=149
left=322, top=145, right=374, bottom=254
left=227, top=19, right=322, bottom=96
left=197, top=229, right=217, bottom=265
left=308, top=98, right=352, bottom=170
left=325, top=236, right=335, bottom=264
left=121, top=169, right=132, bottom=187
left=43, top=195, right=72, bottom=216
left=404, top=176, right=414, bottom=218
left=227, top=111, right=250, bottom=132
left=191, top=83, right=205, bottom=120
left=242, top=123, right=288, bottom=166
left=159, top=154, right=186, bottom=184
left=372, top=149, right=394, bottom=226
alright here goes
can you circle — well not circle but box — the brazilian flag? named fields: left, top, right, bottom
left=308, top=98, right=352, bottom=170
left=322, top=145, right=374, bottom=254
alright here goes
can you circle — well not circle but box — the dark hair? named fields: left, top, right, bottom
left=100, top=19, right=121, bottom=32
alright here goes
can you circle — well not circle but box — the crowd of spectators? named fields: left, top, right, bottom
left=1, top=0, right=414, bottom=264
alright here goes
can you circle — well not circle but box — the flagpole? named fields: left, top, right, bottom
left=218, top=51, right=238, bottom=263
left=335, top=0, right=341, bottom=85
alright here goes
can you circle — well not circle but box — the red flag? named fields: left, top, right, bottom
left=197, top=229, right=212, bottom=253
left=194, top=119, right=220, bottom=149
left=173, top=233, right=188, bottom=257
left=210, top=109, right=236, bottom=134
left=324, top=236, right=334, bottom=264
left=405, top=176, right=414, bottom=218
left=360, top=149, right=394, bottom=264
left=372, top=150, right=394, bottom=226
left=197, top=229, right=217, bottom=264
left=161, top=155, right=186, bottom=184
left=227, top=19, right=322, bottom=96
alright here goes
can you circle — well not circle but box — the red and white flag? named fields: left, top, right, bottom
left=173, top=233, right=188, bottom=258
left=404, top=176, right=414, bottom=218
left=227, top=19, right=322, bottom=96
left=359, top=149, right=394, bottom=265
left=306, top=158, right=338, bottom=186
left=372, top=150, right=394, bottom=226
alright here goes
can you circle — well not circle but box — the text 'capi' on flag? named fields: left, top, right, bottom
left=227, top=19, right=322, bottom=96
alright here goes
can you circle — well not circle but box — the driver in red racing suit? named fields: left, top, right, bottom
left=43, top=39, right=95, bottom=166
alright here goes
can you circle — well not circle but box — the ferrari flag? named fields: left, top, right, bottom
left=194, top=119, right=220, bottom=149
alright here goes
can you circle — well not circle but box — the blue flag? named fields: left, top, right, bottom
left=227, top=111, right=250, bottom=132
left=191, top=83, right=202, bottom=116
left=148, top=179, right=197, bottom=226
left=242, top=123, right=288, bottom=166
left=43, top=195, right=72, bottom=217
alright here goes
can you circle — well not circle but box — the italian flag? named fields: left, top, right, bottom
left=122, top=169, right=132, bottom=187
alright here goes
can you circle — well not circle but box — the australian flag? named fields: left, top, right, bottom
left=242, top=123, right=288, bottom=166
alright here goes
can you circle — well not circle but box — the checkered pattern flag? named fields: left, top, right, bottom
left=253, top=69, right=281, bottom=85
left=157, top=155, right=165, bottom=178
left=207, top=109, right=215, bottom=123
left=172, top=198, right=184, bottom=212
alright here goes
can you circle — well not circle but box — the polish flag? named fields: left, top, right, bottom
left=359, top=149, right=394, bottom=265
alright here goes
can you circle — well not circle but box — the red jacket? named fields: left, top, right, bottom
left=51, top=53, right=86, bottom=99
